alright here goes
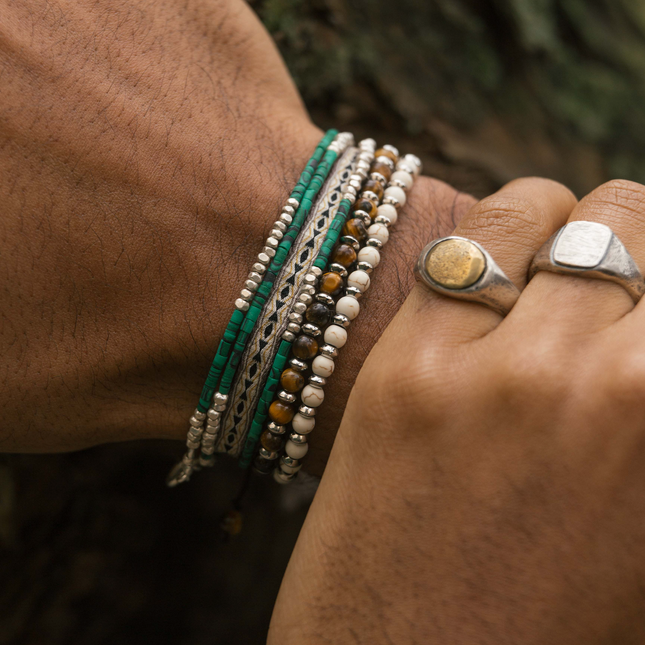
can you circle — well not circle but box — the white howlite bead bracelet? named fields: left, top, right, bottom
left=367, top=223, right=389, bottom=245
left=335, top=295, right=360, bottom=320
left=347, top=270, right=370, bottom=293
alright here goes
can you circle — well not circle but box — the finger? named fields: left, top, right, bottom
left=409, top=177, right=577, bottom=344
left=521, top=180, right=645, bottom=334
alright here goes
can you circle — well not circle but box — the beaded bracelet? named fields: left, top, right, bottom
left=167, top=129, right=341, bottom=486
left=217, top=144, right=359, bottom=458
left=261, top=146, right=423, bottom=483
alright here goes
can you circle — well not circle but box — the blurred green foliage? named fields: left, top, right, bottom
left=257, top=0, right=645, bottom=193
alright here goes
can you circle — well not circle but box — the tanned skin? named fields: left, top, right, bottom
left=4, top=2, right=645, bottom=643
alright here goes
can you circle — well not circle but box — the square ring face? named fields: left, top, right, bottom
left=553, top=221, right=612, bottom=268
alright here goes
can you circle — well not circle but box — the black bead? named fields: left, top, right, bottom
left=306, top=302, right=331, bottom=326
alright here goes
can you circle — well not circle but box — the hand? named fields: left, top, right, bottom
left=271, top=178, right=645, bottom=643
left=0, top=0, right=472, bottom=455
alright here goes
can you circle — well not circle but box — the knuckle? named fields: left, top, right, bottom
left=583, top=179, right=645, bottom=222
left=593, top=350, right=645, bottom=410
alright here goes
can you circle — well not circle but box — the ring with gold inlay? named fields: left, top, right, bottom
left=415, top=236, right=520, bottom=316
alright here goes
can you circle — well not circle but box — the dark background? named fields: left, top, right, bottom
left=2, top=1, right=644, bottom=643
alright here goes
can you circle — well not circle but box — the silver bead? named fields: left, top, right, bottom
left=355, top=167, right=369, bottom=180
left=207, top=408, right=221, bottom=420
left=293, top=301, right=307, bottom=315
left=235, top=298, right=249, bottom=311
left=300, top=284, right=316, bottom=296
left=282, top=205, right=295, bottom=217
left=198, top=455, right=214, bottom=468
left=213, top=403, right=227, bottom=412
left=383, top=195, right=400, bottom=208
left=240, top=288, right=254, bottom=301
left=341, top=235, right=360, bottom=251
left=287, top=322, right=301, bottom=334
left=356, top=160, right=371, bottom=172
left=281, top=455, right=300, bottom=467
left=396, top=161, right=415, bottom=175
left=288, top=312, right=303, bottom=324
left=383, top=144, right=399, bottom=157
left=265, top=236, right=279, bottom=249
left=282, top=330, right=296, bottom=342
left=299, top=293, right=313, bottom=305
left=356, top=212, right=372, bottom=227
left=348, top=178, right=362, bottom=191
left=404, top=153, right=422, bottom=173
left=345, top=286, right=363, bottom=299
left=329, top=263, right=348, bottom=278
left=279, top=212, right=293, bottom=226
left=201, top=444, right=215, bottom=455
left=366, top=237, right=383, bottom=249
left=374, top=215, right=391, bottom=227
left=252, top=262, right=266, bottom=274
left=274, top=469, right=295, bottom=484
left=309, top=375, right=327, bottom=388
left=248, top=271, right=263, bottom=284
left=278, top=390, right=297, bottom=403
left=370, top=172, right=387, bottom=186
left=315, top=292, right=335, bottom=306
left=389, top=179, right=407, bottom=190
left=259, top=447, right=279, bottom=460
left=267, top=421, right=286, bottom=434
left=213, top=392, right=228, bottom=404
left=357, top=261, right=374, bottom=273
left=258, top=252, right=271, bottom=265
left=189, top=415, right=204, bottom=428
left=302, top=323, right=321, bottom=337
left=342, top=192, right=357, bottom=205
left=350, top=173, right=364, bottom=183
left=299, top=405, right=317, bottom=417
left=289, top=432, right=308, bottom=445
left=287, top=197, right=300, bottom=209
left=244, top=279, right=259, bottom=292
left=333, top=313, right=350, bottom=328
left=375, top=155, right=394, bottom=170
left=358, top=151, right=374, bottom=162
left=320, top=344, right=339, bottom=359
left=340, top=131, right=355, bottom=146
left=273, top=220, right=288, bottom=233
left=262, top=246, right=276, bottom=258
left=303, top=273, right=318, bottom=286
left=289, top=358, right=308, bottom=372
left=310, top=266, right=323, bottom=277
left=344, top=185, right=357, bottom=198
left=192, top=409, right=207, bottom=422
left=361, top=190, right=379, bottom=203
left=186, top=438, right=201, bottom=450
left=360, top=138, right=377, bottom=150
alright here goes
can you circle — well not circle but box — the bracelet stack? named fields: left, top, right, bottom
left=167, top=128, right=421, bottom=488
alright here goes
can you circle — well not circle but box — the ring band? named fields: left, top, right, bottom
left=528, top=221, right=645, bottom=303
left=416, top=236, right=520, bottom=316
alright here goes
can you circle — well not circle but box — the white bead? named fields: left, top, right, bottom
left=324, top=324, right=347, bottom=348
left=404, top=154, right=422, bottom=175
left=347, top=270, right=370, bottom=293
left=358, top=246, right=380, bottom=268
left=336, top=295, right=360, bottom=319
left=390, top=170, right=413, bottom=190
left=292, top=413, right=316, bottom=434
left=377, top=203, right=398, bottom=226
left=286, top=440, right=309, bottom=459
left=301, top=385, right=324, bottom=407
left=384, top=185, right=407, bottom=207
left=312, top=355, right=335, bottom=378
left=273, top=469, right=292, bottom=484
left=367, top=223, right=389, bottom=245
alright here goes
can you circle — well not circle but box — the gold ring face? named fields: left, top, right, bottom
left=425, top=239, right=486, bottom=289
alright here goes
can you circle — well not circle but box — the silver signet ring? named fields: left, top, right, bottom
left=528, top=221, right=645, bottom=303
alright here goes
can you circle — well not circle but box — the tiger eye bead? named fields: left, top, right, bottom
left=269, top=400, right=295, bottom=425
left=332, top=243, right=357, bottom=268
left=342, top=218, right=368, bottom=242
left=375, top=147, right=398, bottom=163
left=354, top=198, right=377, bottom=218
left=363, top=179, right=384, bottom=200
left=261, top=430, right=284, bottom=452
left=319, top=271, right=344, bottom=296
left=280, top=368, right=305, bottom=392
left=370, top=162, right=392, bottom=181
left=293, top=334, right=319, bottom=359
left=306, top=302, right=331, bottom=326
